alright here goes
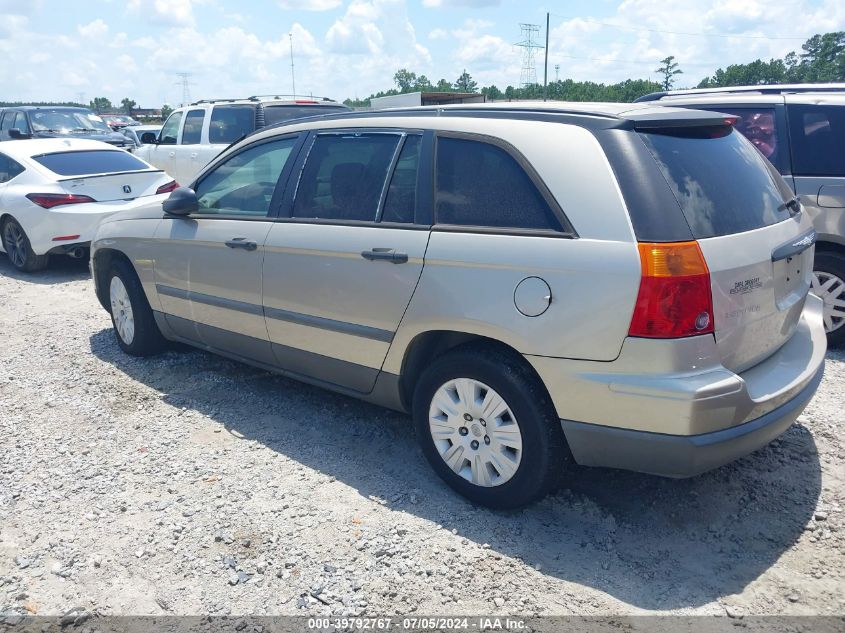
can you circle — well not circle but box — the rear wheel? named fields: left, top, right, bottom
left=2, top=217, right=48, bottom=272
left=412, top=345, right=568, bottom=509
left=107, top=259, right=167, bottom=356
left=813, top=251, right=845, bottom=347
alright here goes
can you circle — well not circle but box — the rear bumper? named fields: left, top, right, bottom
left=560, top=361, right=824, bottom=477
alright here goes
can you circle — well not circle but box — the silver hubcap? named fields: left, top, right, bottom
left=812, top=270, right=845, bottom=333
left=3, top=221, right=27, bottom=268
left=110, top=276, right=135, bottom=345
left=428, top=378, right=523, bottom=488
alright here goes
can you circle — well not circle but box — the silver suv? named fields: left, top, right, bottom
left=91, top=102, right=827, bottom=508
left=636, top=84, right=845, bottom=345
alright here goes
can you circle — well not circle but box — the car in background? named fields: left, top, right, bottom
left=635, top=84, right=845, bottom=345
left=133, top=95, right=350, bottom=184
left=101, top=114, right=141, bottom=130
left=121, top=124, right=163, bottom=151
left=0, top=138, right=177, bottom=272
left=92, top=102, right=825, bottom=508
left=0, top=106, right=133, bottom=149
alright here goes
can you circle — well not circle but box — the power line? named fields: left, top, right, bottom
left=515, top=23, right=544, bottom=89
left=549, top=13, right=809, bottom=41
left=554, top=52, right=722, bottom=67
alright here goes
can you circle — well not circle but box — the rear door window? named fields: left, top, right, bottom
left=381, top=135, right=421, bottom=223
left=435, top=136, right=561, bottom=231
left=209, top=105, right=255, bottom=144
left=0, top=112, right=14, bottom=131
left=639, top=127, right=792, bottom=239
left=33, top=150, right=151, bottom=176
left=292, top=133, right=402, bottom=222
left=181, top=109, right=205, bottom=145
left=787, top=104, right=845, bottom=177
left=159, top=111, right=183, bottom=145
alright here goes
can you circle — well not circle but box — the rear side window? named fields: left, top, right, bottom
left=293, top=133, right=401, bottom=222
left=639, top=127, right=791, bottom=239
left=381, top=135, right=421, bottom=223
left=159, top=111, right=182, bottom=145
left=787, top=104, right=845, bottom=177
left=181, top=109, right=205, bottom=145
left=264, top=105, right=350, bottom=126
left=435, top=136, right=560, bottom=231
left=0, top=152, right=24, bottom=182
left=33, top=150, right=150, bottom=176
left=209, top=105, right=255, bottom=144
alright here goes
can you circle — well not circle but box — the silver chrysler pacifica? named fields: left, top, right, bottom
left=91, top=102, right=827, bottom=509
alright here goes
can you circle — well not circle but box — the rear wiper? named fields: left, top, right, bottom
left=778, top=195, right=801, bottom=216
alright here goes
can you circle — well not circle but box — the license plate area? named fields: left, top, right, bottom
left=773, top=249, right=811, bottom=309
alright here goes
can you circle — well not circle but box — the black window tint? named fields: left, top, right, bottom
left=159, top=111, right=182, bottom=145
left=194, top=138, right=297, bottom=217
left=293, top=134, right=401, bottom=222
left=181, top=109, right=205, bottom=145
left=209, top=105, right=255, bottom=144
left=435, top=137, right=559, bottom=231
left=787, top=104, right=845, bottom=177
left=13, top=112, right=30, bottom=134
left=639, top=127, right=791, bottom=239
left=381, top=135, right=421, bottom=223
left=263, top=105, right=350, bottom=126
left=0, top=152, right=24, bottom=183
left=33, top=150, right=150, bottom=176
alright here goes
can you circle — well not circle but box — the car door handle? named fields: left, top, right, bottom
left=190, top=152, right=198, bottom=159
left=168, top=151, right=176, bottom=158
left=361, top=248, right=408, bottom=264
left=225, top=238, right=258, bottom=251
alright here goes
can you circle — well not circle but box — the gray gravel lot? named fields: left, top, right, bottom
left=1, top=256, right=843, bottom=619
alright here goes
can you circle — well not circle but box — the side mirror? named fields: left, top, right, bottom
left=163, top=187, right=198, bottom=216
left=9, top=128, right=31, bottom=140
left=140, top=132, right=158, bottom=144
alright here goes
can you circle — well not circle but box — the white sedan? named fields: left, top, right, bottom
left=0, top=138, right=177, bottom=272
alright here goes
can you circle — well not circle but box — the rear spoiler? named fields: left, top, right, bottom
left=56, top=168, right=164, bottom=182
left=622, top=106, right=738, bottom=129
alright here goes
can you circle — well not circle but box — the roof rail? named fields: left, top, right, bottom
left=247, top=95, right=338, bottom=102
left=634, top=83, right=845, bottom=102
left=189, top=98, right=257, bottom=105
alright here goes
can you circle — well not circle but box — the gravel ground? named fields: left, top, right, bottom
left=1, top=256, right=843, bottom=620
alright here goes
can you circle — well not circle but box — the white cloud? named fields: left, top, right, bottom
left=278, top=0, right=342, bottom=10
left=127, top=0, right=198, bottom=27
left=422, top=0, right=500, bottom=7
left=78, top=19, right=108, bottom=39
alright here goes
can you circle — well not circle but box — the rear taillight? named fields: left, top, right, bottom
left=26, top=193, right=96, bottom=208
left=156, top=180, right=179, bottom=195
left=628, top=241, right=714, bottom=338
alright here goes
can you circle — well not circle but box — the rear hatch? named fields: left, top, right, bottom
left=32, top=149, right=169, bottom=201
left=638, top=124, right=813, bottom=372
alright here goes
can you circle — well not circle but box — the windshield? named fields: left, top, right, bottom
left=30, top=110, right=111, bottom=133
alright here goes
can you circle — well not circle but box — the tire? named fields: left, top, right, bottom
left=412, top=344, right=568, bottom=510
left=2, top=217, right=48, bottom=272
left=107, top=258, right=167, bottom=356
left=813, top=251, right=845, bottom=347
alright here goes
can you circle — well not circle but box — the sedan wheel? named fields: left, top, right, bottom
left=812, top=270, right=845, bottom=335
left=110, top=276, right=135, bottom=345
left=429, top=378, right=523, bottom=487
left=3, top=220, right=27, bottom=269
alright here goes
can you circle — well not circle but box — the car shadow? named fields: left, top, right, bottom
left=89, top=328, right=823, bottom=611
left=0, top=252, right=90, bottom=283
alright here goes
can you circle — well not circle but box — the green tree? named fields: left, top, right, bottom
left=89, top=97, right=113, bottom=113
left=393, top=68, right=417, bottom=93
left=121, top=98, right=137, bottom=116
left=454, top=69, right=478, bottom=93
left=160, top=104, right=174, bottom=120
left=435, top=78, right=453, bottom=92
left=483, top=85, right=503, bottom=100
left=655, top=56, right=683, bottom=91
left=414, top=74, right=433, bottom=91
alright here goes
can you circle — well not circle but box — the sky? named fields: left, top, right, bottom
left=1, top=0, right=844, bottom=108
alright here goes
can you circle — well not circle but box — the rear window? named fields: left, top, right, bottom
left=264, top=105, right=350, bottom=126
left=639, top=127, right=791, bottom=239
left=33, top=150, right=150, bottom=176
left=787, top=104, right=845, bottom=177
left=209, top=105, right=256, bottom=144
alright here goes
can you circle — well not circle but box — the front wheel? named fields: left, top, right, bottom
left=107, top=259, right=167, bottom=356
left=412, top=345, right=568, bottom=509
left=2, top=217, right=48, bottom=272
left=812, top=251, right=845, bottom=347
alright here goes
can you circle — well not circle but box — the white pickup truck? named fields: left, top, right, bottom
left=134, top=96, right=349, bottom=185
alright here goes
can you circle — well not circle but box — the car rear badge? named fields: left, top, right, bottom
left=122, top=185, right=132, bottom=194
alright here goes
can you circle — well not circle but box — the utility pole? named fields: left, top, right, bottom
left=543, top=12, right=550, bottom=101
left=289, top=33, right=296, bottom=98
left=515, top=23, right=544, bottom=91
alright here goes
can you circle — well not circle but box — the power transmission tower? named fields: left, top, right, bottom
left=76, top=92, right=86, bottom=107
left=515, top=23, right=543, bottom=89
left=555, top=64, right=560, bottom=82
left=174, top=72, right=194, bottom=106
